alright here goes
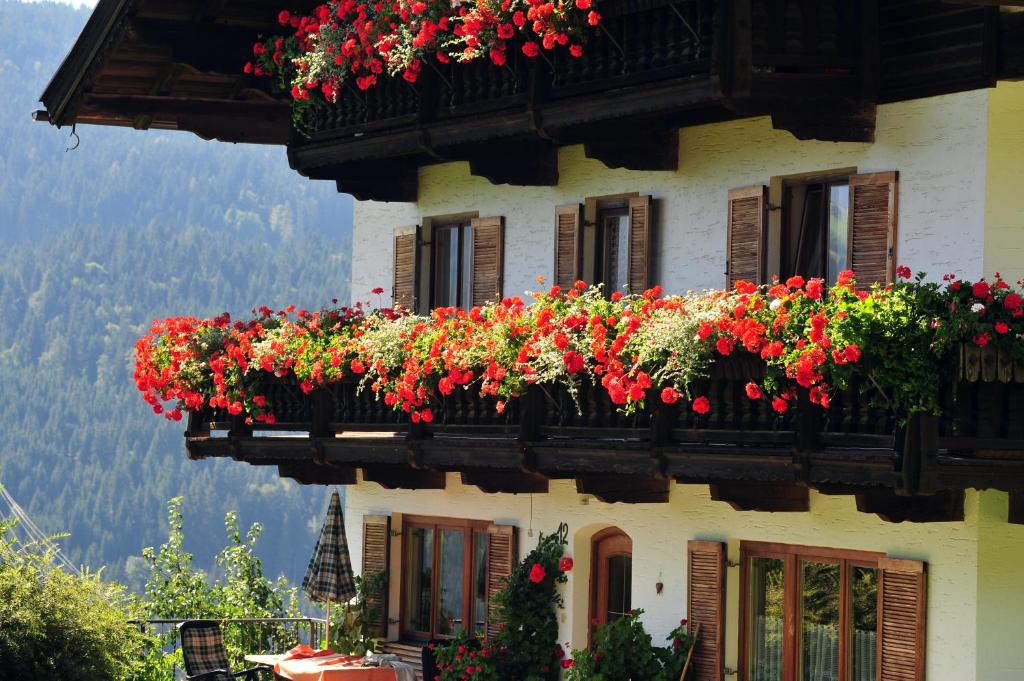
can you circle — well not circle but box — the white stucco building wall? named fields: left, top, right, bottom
left=343, top=479, right=1024, bottom=681
left=341, top=86, right=1024, bottom=681
left=351, top=89, right=990, bottom=305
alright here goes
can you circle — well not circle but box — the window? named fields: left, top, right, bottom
left=554, top=195, right=651, bottom=296
left=393, top=217, right=504, bottom=313
left=740, top=542, right=882, bottom=681
left=431, top=220, right=474, bottom=308
left=590, top=528, right=633, bottom=639
left=780, top=177, right=850, bottom=285
left=595, top=203, right=631, bottom=294
left=401, top=516, right=491, bottom=641
left=726, top=171, right=898, bottom=289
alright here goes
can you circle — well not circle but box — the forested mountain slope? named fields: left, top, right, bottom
left=0, top=0, right=354, bottom=588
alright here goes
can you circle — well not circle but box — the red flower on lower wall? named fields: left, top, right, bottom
left=134, top=270, right=1024, bottom=427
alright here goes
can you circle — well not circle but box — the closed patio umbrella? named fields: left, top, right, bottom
left=302, top=490, right=356, bottom=648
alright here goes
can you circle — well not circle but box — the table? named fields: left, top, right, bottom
left=244, top=653, right=398, bottom=681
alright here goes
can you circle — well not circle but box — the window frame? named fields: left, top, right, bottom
left=429, top=219, right=474, bottom=310
left=583, top=193, right=639, bottom=293
left=738, top=541, right=884, bottom=681
left=766, top=167, right=858, bottom=284
left=399, top=514, right=492, bottom=642
left=779, top=176, right=850, bottom=284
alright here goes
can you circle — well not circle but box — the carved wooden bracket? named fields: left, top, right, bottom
left=710, top=481, right=810, bottom=512
left=576, top=474, right=670, bottom=503
left=461, top=470, right=549, bottom=494
left=856, top=490, right=965, bottom=523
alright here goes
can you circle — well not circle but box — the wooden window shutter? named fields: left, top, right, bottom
left=628, top=195, right=652, bottom=293
left=484, top=524, right=517, bottom=640
left=726, top=186, right=767, bottom=288
left=362, top=515, right=391, bottom=638
left=687, top=540, right=726, bottom=681
left=392, top=227, right=419, bottom=310
left=878, top=558, right=926, bottom=681
left=554, top=204, right=582, bottom=290
left=470, top=216, right=505, bottom=307
left=848, top=171, right=898, bottom=287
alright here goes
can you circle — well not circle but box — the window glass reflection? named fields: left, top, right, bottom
left=800, top=561, right=840, bottom=681
left=749, top=557, right=785, bottom=681
left=850, top=567, right=878, bottom=681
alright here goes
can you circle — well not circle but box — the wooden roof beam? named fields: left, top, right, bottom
left=124, top=17, right=269, bottom=74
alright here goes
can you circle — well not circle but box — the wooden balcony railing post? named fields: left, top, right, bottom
left=793, top=390, right=820, bottom=480
left=228, top=413, right=252, bottom=439
left=310, top=387, right=334, bottom=438
left=519, top=384, right=546, bottom=442
left=651, top=392, right=677, bottom=446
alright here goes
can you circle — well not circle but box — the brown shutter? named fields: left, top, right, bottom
left=393, top=227, right=419, bottom=310
left=470, top=216, right=505, bottom=307
left=687, top=540, right=726, bottom=681
left=848, top=171, right=898, bottom=287
left=878, top=557, right=926, bottom=681
left=628, top=195, right=652, bottom=293
left=554, top=204, right=582, bottom=290
left=726, top=186, right=767, bottom=288
left=485, top=524, right=517, bottom=640
left=362, top=515, right=391, bottom=638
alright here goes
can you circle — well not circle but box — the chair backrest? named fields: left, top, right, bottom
left=179, top=620, right=232, bottom=679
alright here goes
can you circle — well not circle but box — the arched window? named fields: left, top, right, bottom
left=590, top=527, right=633, bottom=638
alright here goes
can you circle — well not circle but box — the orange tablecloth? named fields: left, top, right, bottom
left=269, top=654, right=398, bottom=681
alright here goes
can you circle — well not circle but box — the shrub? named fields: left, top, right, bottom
left=0, top=517, right=149, bottom=681
left=564, top=611, right=695, bottom=681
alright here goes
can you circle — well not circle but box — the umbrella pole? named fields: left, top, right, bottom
left=325, top=602, right=331, bottom=650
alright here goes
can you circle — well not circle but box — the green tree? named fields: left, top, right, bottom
left=0, top=517, right=149, bottom=681
left=138, top=497, right=302, bottom=678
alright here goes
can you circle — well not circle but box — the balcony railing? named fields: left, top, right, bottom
left=184, top=346, right=1024, bottom=502
left=301, top=0, right=715, bottom=139
left=132, top=617, right=327, bottom=674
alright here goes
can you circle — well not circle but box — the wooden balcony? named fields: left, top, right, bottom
left=288, top=0, right=882, bottom=200
left=184, top=347, right=1024, bottom=521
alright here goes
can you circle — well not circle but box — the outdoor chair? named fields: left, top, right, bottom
left=179, top=620, right=272, bottom=681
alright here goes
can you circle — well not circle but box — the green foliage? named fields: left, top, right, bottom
left=0, top=0, right=352, bottom=589
left=0, top=517, right=150, bottom=681
left=490, top=532, right=568, bottom=681
left=138, top=498, right=302, bottom=678
left=436, top=532, right=568, bottom=681
left=565, top=611, right=695, bottom=681
left=330, top=571, right=386, bottom=655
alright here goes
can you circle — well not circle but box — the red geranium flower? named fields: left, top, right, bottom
left=661, top=387, right=679, bottom=404
left=745, top=382, right=761, bottom=400
left=529, top=563, right=546, bottom=584
left=896, top=265, right=912, bottom=280
left=692, top=396, right=710, bottom=414
left=559, top=556, right=574, bottom=572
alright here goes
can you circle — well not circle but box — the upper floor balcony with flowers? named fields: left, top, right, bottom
left=135, top=271, right=1024, bottom=519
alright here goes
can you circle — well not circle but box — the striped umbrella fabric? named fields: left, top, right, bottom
left=302, top=490, right=356, bottom=605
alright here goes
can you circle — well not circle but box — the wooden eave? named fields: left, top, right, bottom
left=37, top=0, right=315, bottom=144
left=38, top=1, right=1024, bottom=197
